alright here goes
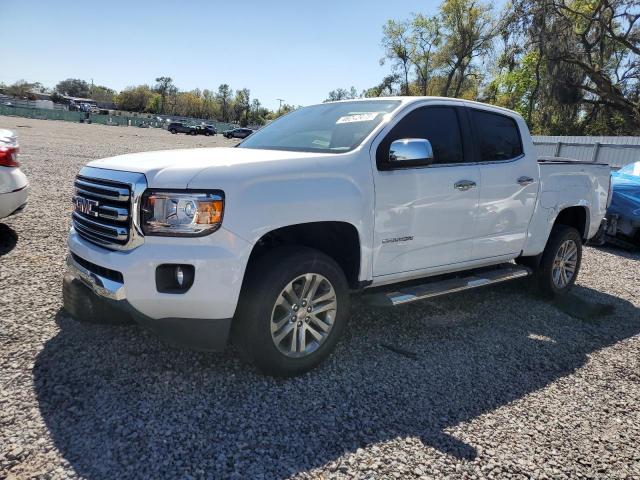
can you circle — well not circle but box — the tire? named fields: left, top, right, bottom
left=535, top=224, right=583, bottom=297
left=204, top=131, right=210, bottom=136
left=233, top=247, right=350, bottom=377
left=62, top=277, right=131, bottom=325
left=170, top=129, right=177, bottom=134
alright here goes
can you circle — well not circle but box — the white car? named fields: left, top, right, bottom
left=63, top=97, right=611, bottom=376
left=0, top=129, right=28, bottom=219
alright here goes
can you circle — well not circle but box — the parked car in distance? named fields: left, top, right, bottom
left=167, top=122, right=197, bottom=135
left=0, top=129, right=28, bottom=219
left=195, top=125, right=217, bottom=136
left=601, top=162, right=640, bottom=249
left=223, top=127, right=253, bottom=139
left=64, top=97, right=611, bottom=377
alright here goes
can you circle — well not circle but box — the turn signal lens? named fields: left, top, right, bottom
left=195, top=199, right=223, bottom=225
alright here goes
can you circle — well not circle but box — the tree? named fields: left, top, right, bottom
left=154, top=76, right=177, bottom=114
left=547, top=0, right=640, bottom=130
left=250, top=98, right=266, bottom=124
left=201, top=89, right=220, bottom=120
left=174, top=90, right=203, bottom=118
left=233, top=88, right=251, bottom=125
left=438, top=0, right=497, bottom=97
left=325, top=86, right=359, bottom=102
left=410, top=14, right=442, bottom=95
left=115, top=85, right=155, bottom=112
left=6, top=80, right=38, bottom=99
left=266, top=103, right=297, bottom=120
left=381, top=19, right=412, bottom=94
left=89, top=85, right=116, bottom=104
left=216, top=84, right=233, bottom=122
left=55, top=78, right=90, bottom=97
left=363, top=74, right=402, bottom=97
left=146, top=93, right=162, bottom=114
left=493, top=0, right=640, bottom=134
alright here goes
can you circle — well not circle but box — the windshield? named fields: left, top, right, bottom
left=238, top=100, right=401, bottom=153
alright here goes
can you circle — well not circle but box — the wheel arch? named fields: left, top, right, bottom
left=244, top=221, right=363, bottom=289
left=553, top=205, right=590, bottom=240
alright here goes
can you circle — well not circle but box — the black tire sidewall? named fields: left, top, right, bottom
left=234, top=247, right=350, bottom=377
left=538, top=225, right=583, bottom=297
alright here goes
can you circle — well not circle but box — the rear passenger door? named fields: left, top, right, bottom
left=469, top=108, right=538, bottom=259
left=371, top=104, right=481, bottom=277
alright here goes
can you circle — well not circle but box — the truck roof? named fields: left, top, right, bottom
left=322, top=96, right=522, bottom=118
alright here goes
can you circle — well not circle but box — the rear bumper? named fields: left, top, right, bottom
left=0, top=185, right=28, bottom=219
left=63, top=253, right=232, bottom=351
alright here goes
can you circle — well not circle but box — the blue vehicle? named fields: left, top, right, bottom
left=604, top=162, right=640, bottom=249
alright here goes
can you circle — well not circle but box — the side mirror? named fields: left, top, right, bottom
left=389, top=138, right=434, bottom=165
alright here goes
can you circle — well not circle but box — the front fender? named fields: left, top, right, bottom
left=186, top=150, right=375, bottom=281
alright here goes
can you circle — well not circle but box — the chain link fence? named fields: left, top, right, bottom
left=0, top=105, right=236, bottom=132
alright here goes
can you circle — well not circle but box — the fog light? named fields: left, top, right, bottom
left=156, top=264, right=194, bottom=293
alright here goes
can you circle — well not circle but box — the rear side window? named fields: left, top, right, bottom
left=377, top=106, right=464, bottom=167
left=471, top=110, right=523, bottom=161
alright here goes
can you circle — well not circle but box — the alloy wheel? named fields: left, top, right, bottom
left=270, top=273, right=337, bottom=358
left=552, top=239, right=578, bottom=289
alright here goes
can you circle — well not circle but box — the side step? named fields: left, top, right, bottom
left=362, top=263, right=531, bottom=307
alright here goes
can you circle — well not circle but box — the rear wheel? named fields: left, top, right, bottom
left=170, top=128, right=177, bottom=134
left=233, top=247, right=350, bottom=377
left=535, top=224, right=582, bottom=297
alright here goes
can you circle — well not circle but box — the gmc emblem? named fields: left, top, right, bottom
left=74, top=197, right=99, bottom=217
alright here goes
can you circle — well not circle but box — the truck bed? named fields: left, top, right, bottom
left=538, top=156, right=609, bottom=167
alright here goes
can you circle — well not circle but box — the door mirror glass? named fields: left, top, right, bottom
left=389, top=138, right=434, bottom=165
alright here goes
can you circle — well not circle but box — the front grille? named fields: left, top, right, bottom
left=72, top=175, right=132, bottom=249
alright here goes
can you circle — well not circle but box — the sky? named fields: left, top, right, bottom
left=1, top=0, right=493, bottom=110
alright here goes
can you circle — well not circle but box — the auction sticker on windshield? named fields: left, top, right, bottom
left=336, top=112, right=380, bottom=124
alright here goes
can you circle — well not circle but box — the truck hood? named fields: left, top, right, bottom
left=86, top=147, right=325, bottom=188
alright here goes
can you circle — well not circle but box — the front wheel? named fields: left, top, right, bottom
left=536, top=224, right=583, bottom=297
left=233, top=247, right=350, bottom=377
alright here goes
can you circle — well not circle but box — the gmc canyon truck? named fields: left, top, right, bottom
left=64, top=97, right=611, bottom=376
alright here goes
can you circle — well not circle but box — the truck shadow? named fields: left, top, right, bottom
left=33, top=283, right=639, bottom=478
left=592, top=244, right=639, bottom=258
left=0, top=223, right=18, bottom=256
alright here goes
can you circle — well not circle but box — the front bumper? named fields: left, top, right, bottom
left=64, top=254, right=233, bottom=351
left=65, top=227, right=253, bottom=351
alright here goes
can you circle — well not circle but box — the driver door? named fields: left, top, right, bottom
left=371, top=104, right=480, bottom=277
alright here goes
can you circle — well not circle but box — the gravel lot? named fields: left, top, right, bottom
left=1, top=116, right=639, bottom=480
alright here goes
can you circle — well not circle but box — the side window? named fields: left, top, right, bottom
left=471, top=110, right=523, bottom=161
left=377, top=106, right=464, bottom=168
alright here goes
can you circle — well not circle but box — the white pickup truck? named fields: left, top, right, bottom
left=64, top=97, right=611, bottom=376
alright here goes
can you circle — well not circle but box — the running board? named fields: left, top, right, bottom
left=362, top=264, right=531, bottom=307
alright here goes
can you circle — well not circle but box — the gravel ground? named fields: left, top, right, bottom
left=1, top=116, right=639, bottom=480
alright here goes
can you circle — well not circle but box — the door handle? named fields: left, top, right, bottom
left=517, top=176, right=535, bottom=186
left=454, top=180, right=476, bottom=191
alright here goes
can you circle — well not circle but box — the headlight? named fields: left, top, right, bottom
left=140, top=190, right=224, bottom=237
